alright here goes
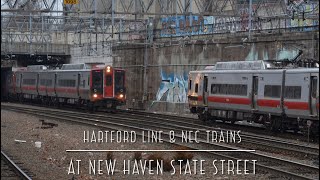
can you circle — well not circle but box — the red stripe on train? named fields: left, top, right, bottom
left=284, top=101, right=309, bottom=110
left=257, top=99, right=280, bottom=108
left=208, top=96, right=251, bottom=105
left=55, top=88, right=77, bottom=93
left=47, top=88, right=55, bottom=92
left=38, top=86, right=46, bottom=91
left=197, top=96, right=316, bottom=111
left=21, top=86, right=37, bottom=91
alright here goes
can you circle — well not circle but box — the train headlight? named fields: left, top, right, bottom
left=106, top=66, right=111, bottom=73
left=119, top=94, right=124, bottom=99
left=93, top=94, right=98, bottom=98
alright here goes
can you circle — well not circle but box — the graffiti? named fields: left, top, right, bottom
left=239, top=5, right=263, bottom=31
left=213, top=16, right=241, bottom=32
left=160, top=15, right=214, bottom=37
left=287, top=3, right=319, bottom=31
left=245, top=45, right=259, bottom=61
left=160, top=14, right=263, bottom=37
left=156, top=70, right=188, bottom=103
left=245, top=44, right=299, bottom=61
left=127, top=21, right=145, bottom=40
left=277, top=48, right=300, bottom=60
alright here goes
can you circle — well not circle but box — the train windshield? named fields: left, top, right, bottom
left=92, top=70, right=103, bottom=94
left=114, top=70, right=125, bottom=93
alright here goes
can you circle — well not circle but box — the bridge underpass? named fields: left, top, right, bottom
left=1, top=67, right=11, bottom=101
left=1, top=42, right=71, bottom=67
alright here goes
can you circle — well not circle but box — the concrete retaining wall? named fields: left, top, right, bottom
left=115, top=31, right=319, bottom=113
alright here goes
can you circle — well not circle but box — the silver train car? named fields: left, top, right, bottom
left=188, top=61, right=319, bottom=136
left=7, top=64, right=126, bottom=111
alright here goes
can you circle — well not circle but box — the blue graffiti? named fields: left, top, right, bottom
left=160, top=16, right=214, bottom=37
left=287, top=3, right=319, bottom=31
left=156, top=71, right=188, bottom=103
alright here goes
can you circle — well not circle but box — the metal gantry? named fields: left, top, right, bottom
left=1, top=0, right=319, bottom=57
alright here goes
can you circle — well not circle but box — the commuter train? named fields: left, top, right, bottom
left=188, top=61, right=319, bottom=136
left=6, top=63, right=126, bottom=111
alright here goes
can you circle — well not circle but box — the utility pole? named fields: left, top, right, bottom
left=248, top=0, right=253, bottom=40
left=143, top=17, right=153, bottom=105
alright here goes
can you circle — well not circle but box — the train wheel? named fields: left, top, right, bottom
left=266, top=117, right=281, bottom=132
left=87, top=102, right=96, bottom=113
left=18, top=95, right=24, bottom=103
left=198, top=112, right=210, bottom=122
left=91, top=106, right=97, bottom=113
left=54, top=98, right=60, bottom=108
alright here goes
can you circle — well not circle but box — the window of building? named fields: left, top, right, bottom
left=264, top=85, right=281, bottom=98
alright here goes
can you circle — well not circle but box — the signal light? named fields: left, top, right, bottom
left=93, top=94, right=98, bottom=98
left=119, top=94, right=124, bottom=99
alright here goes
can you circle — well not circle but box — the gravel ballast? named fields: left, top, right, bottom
left=1, top=108, right=284, bottom=179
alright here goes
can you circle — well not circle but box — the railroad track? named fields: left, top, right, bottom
left=1, top=103, right=319, bottom=180
left=1, top=151, right=32, bottom=180
left=123, top=109, right=315, bottom=142
left=119, top=109, right=319, bottom=157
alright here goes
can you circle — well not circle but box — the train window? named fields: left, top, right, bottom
left=311, top=78, right=318, bottom=98
left=92, top=71, right=103, bottom=90
left=189, top=80, right=192, bottom=90
left=212, top=84, right=219, bottom=94
left=284, top=86, right=301, bottom=99
left=195, top=84, right=199, bottom=93
left=211, top=84, right=247, bottom=96
left=40, top=79, right=46, bottom=86
left=47, top=80, right=52, bottom=86
left=58, top=80, right=76, bottom=87
left=115, top=71, right=124, bottom=88
left=23, top=79, right=36, bottom=85
left=106, top=75, right=112, bottom=86
left=264, top=85, right=281, bottom=98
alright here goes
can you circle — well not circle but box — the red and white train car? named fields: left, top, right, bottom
left=7, top=64, right=126, bottom=111
left=188, top=61, right=319, bottom=136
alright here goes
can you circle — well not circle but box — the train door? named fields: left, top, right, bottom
left=105, top=70, right=113, bottom=98
left=114, top=70, right=125, bottom=99
left=54, top=74, right=57, bottom=94
left=203, top=76, right=208, bottom=105
left=77, top=73, right=81, bottom=97
left=19, top=73, right=22, bottom=93
left=252, top=76, right=259, bottom=110
left=310, top=76, right=318, bottom=117
left=36, top=73, right=40, bottom=94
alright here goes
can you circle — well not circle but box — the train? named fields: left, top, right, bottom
left=5, top=63, right=126, bottom=111
left=188, top=60, right=319, bottom=137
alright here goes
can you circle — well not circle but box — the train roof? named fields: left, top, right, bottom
left=214, top=60, right=274, bottom=70
left=190, top=60, right=319, bottom=74
left=61, top=63, right=105, bottom=70
left=190, top=68, right=319, bottom=74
